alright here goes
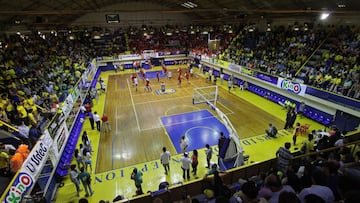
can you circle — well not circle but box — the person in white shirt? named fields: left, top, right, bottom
left=180, top=152, right=191, bottom=180
left=93, top=111, right=101, bottom=132
left=134, top=77, right=138, bottom=91
left=18, top=122, right=29, bottom=139
left=180, top=136, right=189, bottom=153
left=160, top=147, right=171, bottom=175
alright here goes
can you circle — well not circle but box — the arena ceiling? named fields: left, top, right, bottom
left=0, top=0, right=359, bottom=31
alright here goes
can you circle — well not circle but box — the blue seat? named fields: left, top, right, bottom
left=324, top=118, right=332, bottom=126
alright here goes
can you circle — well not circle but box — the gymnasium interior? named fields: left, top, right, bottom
left=0, top=1, right=360, bottom=203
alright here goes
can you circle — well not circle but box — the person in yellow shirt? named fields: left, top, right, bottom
left=328, top=75, right=342, bottom=93
left=301, top=134, right=315, bottom=154
left=321, top=73, right=332, bottom=89
left=27, top=109, right=37, bottom=126
left=16, top=100, right=28, bottom=125
left=0, top=150, right=10, bottom=176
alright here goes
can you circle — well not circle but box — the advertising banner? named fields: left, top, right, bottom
left=3, top=132, right=52, bottom=203
left=277, top=78, right=307, bottom=96
left=217, top=59, right=229, bottom=69
left=256, top=72, right=278, bottom=85
left=52, top=122, right=69, bottom=162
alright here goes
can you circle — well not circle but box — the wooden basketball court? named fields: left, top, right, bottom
left=96, top=68, right=284, bottom=173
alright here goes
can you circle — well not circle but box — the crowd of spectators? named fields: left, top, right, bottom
left=300, top=26, right=360, bottom=99
left=127, top=25, right=236, bottom=56
left=0, top=24, right=359, bottom=198
left=220, top=25, right=326, bottom=79
left=217, top=24, right=359, bottom=100
left=184, top=131, right=360, bottom=203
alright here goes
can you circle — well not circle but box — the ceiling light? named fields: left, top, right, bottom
left=320, top=13, right=330, bottom=20
left=338, top=4, right=346, bottom=8
left=181, top=1, right=198, bottom=9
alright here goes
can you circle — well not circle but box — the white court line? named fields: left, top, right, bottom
left=116, top=106, right=118, bottom=132
left=126, top=78, right=141, bottom=131
left=217, top=100, right=234, bottom=114
left=162, top=115, right=216, bottom=127
left=135, top=95, right=193, bottom=105
left=115, top=78, right=118, bottom=91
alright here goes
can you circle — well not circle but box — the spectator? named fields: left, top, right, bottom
left=93, top=111, right=101, bottom=132
left=74, top=148, right=85, bottom=169
left=88, top=112, right=95, bottom=130
left=278, top=191, right=300, bottom=203
left=191, top=149, right=199, bottom=176
left=218, top=132, right=226, bottom=153
left=160, top=147, right=171, bottom=175
left=101, top=113, right=111, bottom=133
left=298, top=169, right=335, bottom=203
left=28, top=124, right=42, bottom=147
left=301, top=133, right=315, bottom=154
left=83, top=148, right=93, bottom=173
left=180, top=152, right=191, bottom=180
left=276, top=142, right=293, bottom=173
left=9, top=149, right=24, bottom=175
left=131, top=168, right=143, bottom=195
left=293, top=123, right=301, bottom=146
left=264, top=174, right=296, bottom=203
left=0, top=149, right=10, bottom=176
left=180, top=135, right=189, bottom=153
left=78, top=166, right=94, bottom=197
left=232, top=180, right=267, bottom=203
left=69, top=164, right=81, bottom=197
left=17, top=121, right=30, bottom=140
left=205, top=144, right=213, bottom=168
left=265, top=123, right=278, bottom=138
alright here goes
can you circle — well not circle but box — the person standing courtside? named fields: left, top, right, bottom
left=205, top=144, right=213, bottom=168
left=93, top=111, right=101, bottom=132
left=180, top=152, right=191, bottom=180
left=69, top=164, right=81, bottom=197
left=276, top=142, right=292, bottom=173
left=160, top=147, right=171, bottom=175
left=191, top=149, right=199, bottom=176
left=180, top=136, right=189, bottom=153
left=101, top=113, right=111, bottom=133
left=77, top=166, right=94, bottom=197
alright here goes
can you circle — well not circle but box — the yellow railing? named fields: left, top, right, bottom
left=0, top=120, right=18, bottom=132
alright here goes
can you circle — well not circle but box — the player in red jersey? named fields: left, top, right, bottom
left=144, top=78, right=152, bottom=92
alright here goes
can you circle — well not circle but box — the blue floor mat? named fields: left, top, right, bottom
left=161, top=110, right=229, bottom=154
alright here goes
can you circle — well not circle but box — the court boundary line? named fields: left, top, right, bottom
left=161, top=114, right=217, bottom=127
left=126, top=78, right=141, bottom=131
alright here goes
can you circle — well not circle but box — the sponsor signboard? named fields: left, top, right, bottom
left=256, top=73, right=278, bottom=85
left=277, top=78, right=307, bottom=96
left=3, top=132, right=52, bottom=203
left=4, top=173, right=34, bottom=203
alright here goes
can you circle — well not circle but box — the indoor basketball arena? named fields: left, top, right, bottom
left=0, top=1, right=360, bottom=203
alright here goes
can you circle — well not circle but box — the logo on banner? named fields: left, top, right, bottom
left=5, top=173, right=33, bottom=203
left=24, top=142, right=48, bottom=174
left=280, top=80, right=301, bottom=94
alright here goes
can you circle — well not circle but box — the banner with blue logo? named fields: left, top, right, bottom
left=256, top=73, right=278, bottom=85
left=277, top=78, right=307, bottom=96
left=4, top=173, right=34, bottom=203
